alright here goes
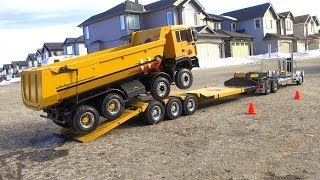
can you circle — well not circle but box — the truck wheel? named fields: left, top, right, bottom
left=101, top=93, right=125, bottom=120
left=297, top=75, right=303, bottom=85
left=264, top=81, right=271, bottom=95
left=143, top=101, right=165, bottom=125
left=271, top=80, right=278, bottom=93
left=183, top=95, right=197, bottom=116
left=175, top=68, right=193, bottom=89
left=165, top=97, right=182, bottom=120
left=70, top=105, right=99, bottom=134
left=150, top=76, right=170, bottom=101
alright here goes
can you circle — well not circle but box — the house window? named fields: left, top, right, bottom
left=214, top=22, right=221, bottom=30
left=127, top=15, right=140, bottom=30
left=270, top=20, right=273, bottom=28
left=120, top=15, right=126, bottom=30
left=311, top=23, right=314, bottom=33
left=166, top=11, right=174, bottom=25
left=286, top=20, right=292, bottom=30
left=254, top=18, right=261, bottom=29
left=84, top=26, right=90, bottom=40
left=231, top=22, right=236, bottom=31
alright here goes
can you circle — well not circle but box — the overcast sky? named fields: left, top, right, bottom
left=1, top=0, right=319, bottom=66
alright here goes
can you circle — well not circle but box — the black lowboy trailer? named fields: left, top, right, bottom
left=225, top=58, right=304, bottom=94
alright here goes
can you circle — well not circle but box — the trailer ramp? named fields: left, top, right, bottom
left=60, top=102, right=148, bottom=143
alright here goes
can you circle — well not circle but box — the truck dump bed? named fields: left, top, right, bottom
left=22, top=26, right=173, bottom=110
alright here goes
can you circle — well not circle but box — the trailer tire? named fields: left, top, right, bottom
left=165, top=97, right=182, bottom=120
left=101, top=93, right=125, bottom=120
left=150, top=76, right=171, bottom=101
left=70, top=105, right=99, bottom=134
left=183, top=95, right=198, bottom=116
left=143, top=101, right=165, bottom=125
left=175, top=68, right=193, bottom=89
left=271, top=80, right=278, bottom=93
left=297, top=75, right=303, bottom=85
left=264, top=81, right=271, bottom=95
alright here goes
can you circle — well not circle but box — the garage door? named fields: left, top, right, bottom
left=297, top=42, right=306, bottom=52
left=232, top=42, right=250, bottom=58
left=279, top=42, right=290, bottom=53
left=196, top=43, right=221, bottom=68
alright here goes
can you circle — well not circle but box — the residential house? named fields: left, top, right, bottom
left=293, top=14, right=320, bottom=50
left=42, top=43, right=64, bottom=59
left=11, top=61, right=29, bottom=77
left=207, top=14, right=255, bottom=58
left=26, top=53, right=38, bottom=67
left=78, top=0, right=144, bottom=53
left=78, top=0, right=229, bottom=67
left=35, top=48, right=43, bottom=65
left=2, top=64, right=11, bottom=76
left=63, top=35, right=87, bottom=56
left=222, top=3, right=296, bottom=55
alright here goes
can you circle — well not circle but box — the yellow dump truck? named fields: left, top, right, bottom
left=21, top=25, right=198, bottom=134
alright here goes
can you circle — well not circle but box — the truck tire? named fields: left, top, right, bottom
left=182, top=95, right=198, bottom=116
left=175, top=68, right=193, bottom=89
left=150, top=76, right=170, bottom=101
left=271, top=80, right=278, bottom=93
left=101, top=93, right=125, bottom=120
left=143, top=101, right=165, bottom=125
left=264, top=80, right=271, bottom=95
left=297, top=75, right=303, bottom=85
left=165, top=97, right=182, bottom=120
left=70, top=105, right=99, bottom=134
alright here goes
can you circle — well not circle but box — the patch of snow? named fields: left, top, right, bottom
left=199, top=50, right=320, bottom=69
left=41, top=55, right=76, bottom=65
left=0, top=77, right=21, bottom=86
left=221, top=15, right=238, bottom=21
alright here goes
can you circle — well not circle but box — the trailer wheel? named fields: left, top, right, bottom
left=101, top=93, right=125, bottom=120
left=165, top=97, right=182, bottom=120
left=70, top=105, right=99, bottom=134
left=175, top=68, right=193, bottom=89
left=297, top=75, right=303, bottom=85
left=264, top=81, right=271, bottom=95
left=150, top=76, right=170, bottom=101
left=183, top=95, right=198, bottom=116
left=271, top=80, right=278, bottom=93
left=143, top=101, right=165, bottom=125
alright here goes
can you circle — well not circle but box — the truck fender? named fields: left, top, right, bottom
left=149, top=72, right=172, bottom=83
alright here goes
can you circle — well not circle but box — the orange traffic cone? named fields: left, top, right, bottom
left=247, top=103, right=256, bottom=114
left=294, top=90, right=301, bottom=100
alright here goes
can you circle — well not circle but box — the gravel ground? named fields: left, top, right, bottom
left=0, top=57, right=320, bottom=179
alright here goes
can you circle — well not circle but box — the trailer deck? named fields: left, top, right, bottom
left=59, top=86, right=255, bottom=143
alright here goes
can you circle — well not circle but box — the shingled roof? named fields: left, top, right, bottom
left=222, top=3, right=279, bottom=21
left=79, top=1, right=144, bottom=27
left=144, top=0, right=176, bottom=12
left=293, top=15, right=311, bottom=24
left=27, top=53, right=36, bottom=61
left=43, top=43, right=64, bottom=51
left=3, top=64, right=10, bottom=70
left=206, top=14, right=224, bottom=22
left=263, top=33, right=296, bottom=40
left=278, top=11, right=294, bottom=19
left=312, top=16, right=319, bottom=26
left=216, top=29, right=255, bottom=39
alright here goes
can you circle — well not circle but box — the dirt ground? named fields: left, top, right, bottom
left=0, top=57, right=319, bottom=179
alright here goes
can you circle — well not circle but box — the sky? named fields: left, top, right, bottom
left=0, top=0, right=319, bottom=66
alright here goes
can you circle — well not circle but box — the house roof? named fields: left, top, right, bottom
left=79, top=1, right=144, bottom=27
left=278, top=11, right=294, bottom=19
left=222, top=3, right=279, bottom=21
left=263, top=33, right=296, bottom=40
left=192, top=26, right=229, bottom=39
left=27, top=53, right=36, bottom=61
left=63, top=38, right=78, bottom=45
left=17, top=61, right=29, bottom=67
left=312, top=16, right=320, bottom=26
left=43, top=43, right=64, bottom=51
left=3, top=64, right=10, bottom=69
left=206, top=14, right=224, bottom=22
left=75, top=35, right=84, bottom=43
left=144, top=0, right=205, bottom=13
left=36, top=48, right=43, bottom=55
left=0, top=68, right=2, bottom=72
left=293, top=14, right=311, bottom=24
left=216, top=29, right=255, bottom=39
